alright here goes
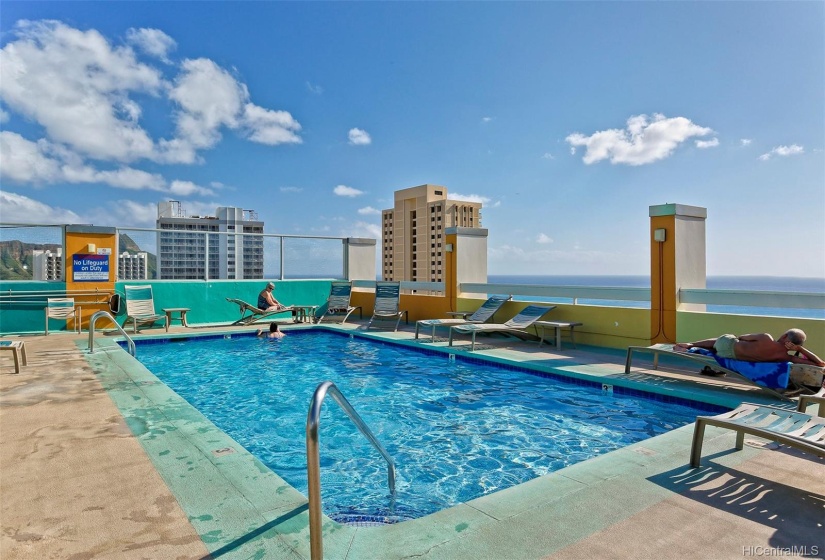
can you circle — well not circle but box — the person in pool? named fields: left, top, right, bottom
left=676, top=328, right=824, bottom=366
left=257, top=323, right=285, bottom=339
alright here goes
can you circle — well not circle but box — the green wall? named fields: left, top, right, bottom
left=0, top=280, right=334, bottom=334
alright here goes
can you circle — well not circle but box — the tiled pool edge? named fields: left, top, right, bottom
left=81, top=330, right=772, bottom=560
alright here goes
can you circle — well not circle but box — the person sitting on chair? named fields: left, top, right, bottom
left=676, top=328, right=824, bottom=366
left=257, top=322, right=285, bottom=339
left=258, top=282, right=286, bottom=312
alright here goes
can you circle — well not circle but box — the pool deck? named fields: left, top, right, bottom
left=2, top=321, right=824, bottom=560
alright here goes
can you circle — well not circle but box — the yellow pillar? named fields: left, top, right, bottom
left=65, top=226, right=118, bottom=329
left=649, top=204, right=707, bottom=344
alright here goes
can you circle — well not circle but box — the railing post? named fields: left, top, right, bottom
left=280, top=237, right=285, bottom=280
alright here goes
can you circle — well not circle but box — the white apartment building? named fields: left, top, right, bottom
left=156, top=202, right=264, bottom=280
left=32, top=248, right=62, bottom=281
left=381, top=184, right=482, bottom=282
left=118, top=252, right=148, bottom=280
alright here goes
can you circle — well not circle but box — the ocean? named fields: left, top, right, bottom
left=486, top=275, right=825, bottom=320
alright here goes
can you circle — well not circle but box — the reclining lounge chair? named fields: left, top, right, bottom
left=690, top=402, right=825, bottom=467
left=124, top=285, right=169, bottom=334
left=317, top=282, right=362, bottom=324
left=365, top=281, right=408, bottom=331
left=448, top=304, right=555, bottom=351
left=415, top=295, right=512, bottom=342
left=624, top=343, right=796, bottom=401
left=225, top=298, right=296, bottom=326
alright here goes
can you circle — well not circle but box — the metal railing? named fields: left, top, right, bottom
left=306, top=381, right=396, bottom=560
left=87, top=311, right=135, bottom=356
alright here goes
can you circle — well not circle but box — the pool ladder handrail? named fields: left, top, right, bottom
left=306, top=380, right=396, bottom=560
left=88, top=310, right=135, bottom=356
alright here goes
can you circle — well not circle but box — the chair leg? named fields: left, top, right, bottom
left=414, top=323, right=420, bottom=339
left=689, top=419, right=707, bottom=467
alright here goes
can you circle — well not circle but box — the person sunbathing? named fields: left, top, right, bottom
left=676, top=329, right=824, bottom=366
left=258, top=282, right=287, bottom=311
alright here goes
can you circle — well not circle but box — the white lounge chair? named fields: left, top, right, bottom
left=45, top=297, right=82, bottom=335
left=415, top=295, right=512, bottom=342
left=448, top=304, right=555, bottom=351
left=317, top=282, right=362, bottom=324
left=797, top=388, right=825, bottom=418
left=624, top=343, right=795, bottom=401
left=365, top=281, right=408, bottom=331
left=124, top=285, right=169, bottom=334
left=690, top=402, right=825, bottom=467
left=225, top=297, right=296, bottom=326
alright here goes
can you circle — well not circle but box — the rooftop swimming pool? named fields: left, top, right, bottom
left=134, top=330, right=724, bottom=522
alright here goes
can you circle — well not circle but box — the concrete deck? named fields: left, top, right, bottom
left=2, top=322, right=823, bottom=559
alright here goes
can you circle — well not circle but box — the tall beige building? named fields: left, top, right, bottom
left=382, top=184, right=482, bottom=282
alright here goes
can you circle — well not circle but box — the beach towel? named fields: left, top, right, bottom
left=689, top=347, right=790, bottom=389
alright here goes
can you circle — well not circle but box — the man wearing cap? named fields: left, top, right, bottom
left=258, top=282, right=286, bottom=312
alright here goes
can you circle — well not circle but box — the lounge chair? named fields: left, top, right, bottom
left=689, top=402, right=825, bottom=467
left=45, top=297, right=82, bottom=335
left=624, top=343, right=794, bottom=402
left=317, top=282, right=362, bottom=324
left=448, top=304, right=555, bottom=351
left=415, top=295, right=512, bottom=342
left=123, top=285, right=169, bottom=334
left=225, top=297, right=296, bottom=326
left=365, top=281, right=408, bottom=331
left=797, top=388, right=825, bottom=418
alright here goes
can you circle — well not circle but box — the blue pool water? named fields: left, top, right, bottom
left=134, top=331, right=719, bottom=522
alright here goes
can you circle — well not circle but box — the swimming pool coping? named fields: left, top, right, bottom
left=88, top=325, right=785, bottom=559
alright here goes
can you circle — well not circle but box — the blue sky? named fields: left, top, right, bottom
left=1, top=2, right=823, bottom=278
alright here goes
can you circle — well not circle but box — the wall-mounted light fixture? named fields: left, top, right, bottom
left=653, top=229, right=666, bottom=243
left=445, top=244, right=454, bottom=252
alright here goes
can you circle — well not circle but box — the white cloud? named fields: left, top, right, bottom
left=306, top=81, right=323, bottom=94
left=0, top=20, right=302, bottom=171
left=358, top=206, right=381, bottom=215
left=242, top=103, right=302, bottom=146
left=340, top=221, right=381, bottom=240
left=536, top=233, right=553, bottom=244
left=126, top=27, right=176, bottom=62
left=740, top=138, right=752, bottom=146
left=542, top=152, right=555, bottom=160
left=0, top=107, right=8, bottom=123
left=348, top=128, right=372, bottom=146
left=758, top=144, right=804, bottom=161
left=0, top=20, right=163, bottom=162
left=334, top=184, right=365, bottom=197
left=0, top=131, right=218, bottom=196
left=566, top=113, right=714, bottom=165
left=0, top=191, right=83, bottom=223
left=450, top=192, right=490, bottom=204
left=695, top=138, right=719, bottom=149
left=168, top=180, right=214, bottom=196
left=482, top=117, right=493, bottom=123
left=280, top=186, right=303, bottom=193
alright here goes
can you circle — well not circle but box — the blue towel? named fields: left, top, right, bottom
left=688, top=347, right=790, bottom=389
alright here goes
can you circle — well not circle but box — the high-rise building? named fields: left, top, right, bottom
left=32, top=248, right=62, bottom=281
left=156, top=202, right=264, bottom=280
left=118, top=252, right=148, bottom=280
left=381, top=184, right=482, bottom=282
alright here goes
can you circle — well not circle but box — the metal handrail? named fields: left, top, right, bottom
left=306, top=381, right=396, bottom=560
left=88, top=311, right=135, bottom=356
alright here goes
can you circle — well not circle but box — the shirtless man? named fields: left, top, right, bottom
left=676, top=328, right=824, bottom=366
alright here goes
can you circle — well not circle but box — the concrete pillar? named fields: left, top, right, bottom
left=445, top=227, right=488, bottom=306
left=649, top=204, right=707, bottom=344
left=65, top=225, right=118, bottom=329
left=343, top=238, right=376, bottom=281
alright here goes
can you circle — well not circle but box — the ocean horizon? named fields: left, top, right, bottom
left=486, top=274, right=825, bottom=320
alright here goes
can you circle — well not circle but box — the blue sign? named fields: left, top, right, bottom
left=73, top=254, right=109, bottom=282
